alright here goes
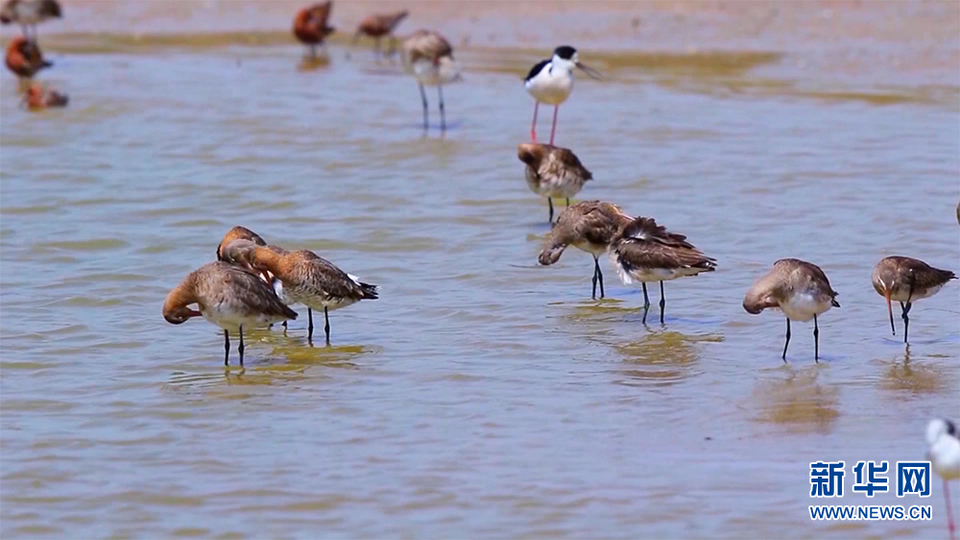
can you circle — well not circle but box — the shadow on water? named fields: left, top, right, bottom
left=297, top=56, right=331, bottom=71
left=750, top=369, right=840, bottom=434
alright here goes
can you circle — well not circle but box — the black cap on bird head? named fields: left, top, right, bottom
left=553, top=45, right=577, bottom=60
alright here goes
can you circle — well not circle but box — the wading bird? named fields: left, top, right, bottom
left=743, top=258, right=840, bottom=362
left=927, top=418, right=959, bottom=540
left=353, top=10, right=408, bottom=57
left=293, top=1, right=335, bottom=58
left=4, top=36, right=50, bottom=79
left=401, top=29, right=461, bottom=131
left=163, top=262, right=298, bottom=366
left=220, top=242, right=378, bottom=345
left=517, top=143, right=592, bottom=223
left=871, top=256, right=955, bottom=343
left=524, top=45, right=600, bottom=144
left=610, top=216, right=716, bottom=324
left=538, top=201, right=632, bottom=300
left=0, top=0, right=61, bottom=43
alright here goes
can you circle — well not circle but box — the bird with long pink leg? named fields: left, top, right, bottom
left=927, top=419, right=960, bottom=540
left=524, top=46, right=601, bottom=145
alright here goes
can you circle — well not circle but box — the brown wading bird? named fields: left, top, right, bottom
left=743, top=258, right=840, bottom=362
left=293, top=1, right=335, bottom=58
left=400, top=29, right=461, bottom=131
left=163, top=262, right=298, bottom=367
left=538, top=201, right=632, bottom=300
left=215, top=227, right=294, bottom=330
left=4, top=36, right=50, bottom=79
left=871, top=256, right=956, bottom=343
left=610, top=216, right=716, bottom=324
left=518, top=143, right=592, bottom=223
left=220, top=241, right=378, bottom=345
left=353, top=10, right=408, bottom=57
left=0, top=0, right=61, bottom=42
left=22, top=82, right=66, bottom=109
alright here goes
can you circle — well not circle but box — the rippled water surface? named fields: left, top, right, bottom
left=1, top=34, right=959, bottom=538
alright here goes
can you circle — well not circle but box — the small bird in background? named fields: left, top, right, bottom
left=293, top=1, right=335, bottom=59
left=538, top=200, right=632, bottom=300
left=4, top=35, right=51, bottom=80
left=743, top=258, right=839, bottom=362
left=524, top=45, right=601, bottom=145
left=610, top=216, right=716, bottom=324
left=162, top=262, right=298, bottom=367
left=353, top=10, right=408, bottom=58
left=517, top=143, right=593, bottom=223
left=401, top=29, right=461, bottom=132
left=871, top=256, right=956, bottom=343
left=22, top=82, right=66, bottom=109
left=0, top=0, right=61, bottom=43
left=926, top=418, right=960, bottom=540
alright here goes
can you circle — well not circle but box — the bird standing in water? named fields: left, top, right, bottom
left=0, top=0, right=61, bottom=43
left=353, top=10, right=408, bottom=58
left=926, top=419, right=959, bottom=540
left=292, top=1, right=335, bottom=59
left=4, top=36, right=51, bottom=80
left=524, top=45, right=601, bottom=145
left=401, top=29, right=461, bottom=132
left=871, top=256, right=955, bottom=343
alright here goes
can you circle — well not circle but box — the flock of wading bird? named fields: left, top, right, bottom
left=4, top=0, right=958, bottom=534
left=160, top=3, right=960, bottom=368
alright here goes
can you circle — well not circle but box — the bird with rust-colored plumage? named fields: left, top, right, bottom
left=293, top=1, right=335, bottom=58
left=4, top=36, right=50, bottom=79
left=353, top=10, right=408, bottom=57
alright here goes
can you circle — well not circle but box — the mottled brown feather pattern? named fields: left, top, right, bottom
left=872, top=256, right=956, bottom=298
left=612, top=217, right=716, bottom=274
left=402, top=29, right=453, bottom=63
left=539, top=201, right=631, bottom=265
left=518, top=143, right=592, bottom=199
left=356, top=10, right=408, bottom=38
left=245, top=247, right=378, bottom=310
left=1, top=0, right=61, bottom=25
left=163, top=262, right=297, bottom=325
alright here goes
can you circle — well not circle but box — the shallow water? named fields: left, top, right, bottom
left=1, top=36, right=958, bottom=539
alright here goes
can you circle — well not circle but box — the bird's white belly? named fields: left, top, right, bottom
left=930, top=437, right=960, bottom=481
left=778, top=292, right=832, bottom=322
left=888, top=284, right=942, bottom=303
left=411, top=59, right=459, bottom=86
left=525, top=71, right=573, bottom=105
left=201, top=302, right=281, bottom=332
left=610, top=255, right=695, bottom=285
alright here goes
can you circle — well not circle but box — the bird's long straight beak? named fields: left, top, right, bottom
left=576, top=62, right=602, bottom=80
left=885, top=289, right=895, bottom=336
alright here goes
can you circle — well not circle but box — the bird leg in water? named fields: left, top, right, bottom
left=659, top=281, right=666, bottom=324
left=223, top=329, right=230, bottom=366
left=782, top=318, right=791, bottom=362
left=641, top=283, right=651, bottom=324
left=438, top=83, right=446, bottom=131
left=324, top=307, right=331, bottom=345
left=238, top=325, right=245, bottom=367
left=418, top=83, right=428, bottom=130
left=813, top=314, right=819, bottom=363
left=901, top=302, right=913, bottom=344
left=547, top=197, right=554, bottom=223
left=307, top=308, right=314, bottom=344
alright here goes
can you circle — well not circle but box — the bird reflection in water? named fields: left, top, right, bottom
left=613, top=331, right=719, bottom=387
left=879, top=348, right=950, bottom=395
left=298, top=55, right=331, bottom=71
left=751, top=370, right=839, bottom=434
